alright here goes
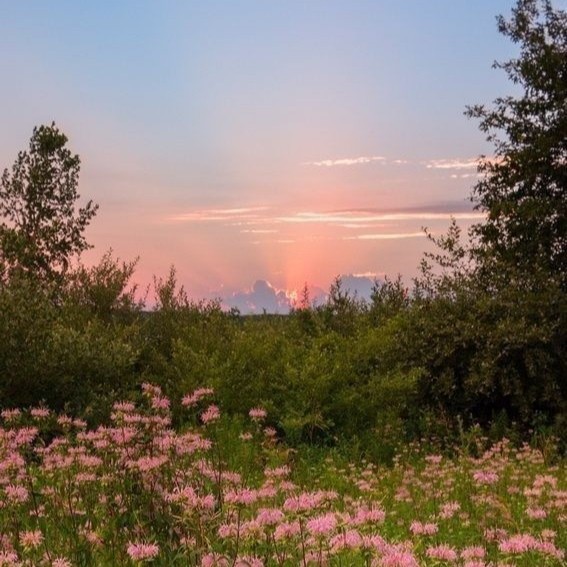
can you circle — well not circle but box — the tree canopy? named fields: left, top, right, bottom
left=465, top=0, right=566, bottom=290
left=0, top=123, right=98, bottom=284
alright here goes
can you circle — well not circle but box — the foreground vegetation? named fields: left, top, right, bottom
left=1, top=385, right=565, bottom=566
left=0, top=261, right=564, bottom=458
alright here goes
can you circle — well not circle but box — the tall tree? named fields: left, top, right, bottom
left=0, top=123, right=98, bottom=284
left=466, top=0, right=566, bottom=290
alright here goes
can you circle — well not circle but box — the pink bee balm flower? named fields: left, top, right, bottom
left=201, top=404, right=220, bottom=424
left=263, top=426, right=277, bottom=437
left=380, top=548, right=419, bottom=567
left=526, top=506, right=547, bottom=519
left=426, top=544, right=458, bottom=561
left=249, top=407, right=267, bottom=421
left=4, top=484, right=29, bottom=503
left=256, top=507, right=285, bottom=526
left=306, top=512, right=337, bottom=536
left=30, top=407, right=50, bottom=418
left=126, top=542, right=159, bottom=561
left=201, top=553, right=229, bottom=566
left=151, top=396, right=170, bottom=410
left=461, top=546, right=485, bottom=560
left=409, top=521, right=438, bottom=535
left=0, top=551, right=19, bottom=565
left=225, top=488, right=258, bottom=505
left=235, top=557, right=263, bottom=567
left=1, top=408, right=21, bottom=421
left=20, top=530, right=43, bottom=549
left=182, top=387, right=214, bottom=407
left=52, top=559, right=72, bottom=567
left=473, top=470, right=499, bottom=485
left=274, top=520, right=301, bottom=541
left=498, top=534, right=538, bottom=554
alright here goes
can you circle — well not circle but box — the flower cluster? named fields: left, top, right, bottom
left=0, top=386, right=564, bottom=566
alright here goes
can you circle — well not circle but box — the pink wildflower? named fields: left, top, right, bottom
left=274, top=521, right=301, bottom=540
left=201, top=404, right=220, bottom=424
left=182, top=387, right=214, bottom=407
left=30, top=407, right=50, bottom=418
left=498, top=533, right=538, bottom=554
left=19, top=530, right=43, bottom=549
left=380, top=547, right=419, bottom=567
left=526, top=506, right=547, bottom=519
left=263, top=426, right=277, bottom=438
left=151, top=396, right=170, bottom=410
left=306, top=512, right=337, bottom=536
left=4, top=484, right=28, bottom=503
left=409, top=521, right=438, bottom=535
left=461, top=546, right=485, bottom=560
left=330, top=529, right=363, bottom=551
left=350, top=504, right=386, bottom=525
left=0, top=551, right=19, bottom=565
left=249, top=407, right=267, bottom=421
left=256, top=507, right=285, bottom=526
left=440, top=501, right=460, bottom=519
left=1, top=409, right=21, bottom=421
left=472, top=470, right=499, bottom=485
left=126, top=541, right=160, bottom=561
left=225, top=488, right=258, bottom=505
left=426, top=544, right=458, bottom=561
left=201, top=553, right=229, bottom=566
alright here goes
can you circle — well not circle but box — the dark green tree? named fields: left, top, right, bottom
left=0, top=123, right=98, bottom=284
left=465, top=0, right=566, bottom=290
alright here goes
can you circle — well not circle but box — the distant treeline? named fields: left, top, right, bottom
left=0, top=256, right=564, bottom=458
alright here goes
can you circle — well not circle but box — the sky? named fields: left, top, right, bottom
left=1, top=1, right=526, bottom=312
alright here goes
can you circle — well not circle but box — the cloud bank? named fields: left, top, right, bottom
left=221, top=275, right=379, bottom=315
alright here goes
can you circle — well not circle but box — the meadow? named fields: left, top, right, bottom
left=1, top=5, right=566, bottom=563
left=1, top=384, right=564, bottom=566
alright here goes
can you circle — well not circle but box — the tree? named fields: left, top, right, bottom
left=0, top=123, right=98, bottom=284
left=465, top=0, right=566, bottom=290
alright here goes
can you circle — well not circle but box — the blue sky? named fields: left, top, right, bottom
left=1, top=1, right=529, bottom=310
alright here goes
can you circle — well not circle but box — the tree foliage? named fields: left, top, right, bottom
left=0, top=123, right=98, bottom=284
left=465, top=0, right=566, bottom=289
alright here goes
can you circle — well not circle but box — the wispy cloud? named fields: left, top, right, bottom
left=305, top=156, right=386, bottom=167
left=344, top=232, right=425, bottom=240
left=277, top=211, right=484, bottom=225
left=240, top=229, right=278, bottom=234
left=450, top=173, right=480, bottom=179
left=424, top=158, right=479, bottom=170
left=305, top=155, right=494, bottom=171
left=168, top=206, right=269, bottom=222
left=352, top=271, right=382, bottom=278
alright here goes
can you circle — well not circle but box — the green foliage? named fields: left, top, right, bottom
left=0, top=247, right=141, bottom=421
left=0, top=123, right=98, bottom=285
left=64, top=250, right=142, bottom=322
left=465, top=0, right=566, bottom=289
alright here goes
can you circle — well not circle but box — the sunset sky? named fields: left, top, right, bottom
left=1, top=1, right=524, bottom=311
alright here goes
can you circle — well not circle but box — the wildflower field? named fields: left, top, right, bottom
left=1, top=385, right=565, bottom=567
